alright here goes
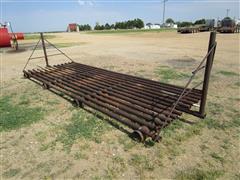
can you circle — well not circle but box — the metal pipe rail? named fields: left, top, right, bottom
left=23, top=32, right=217, bottom=142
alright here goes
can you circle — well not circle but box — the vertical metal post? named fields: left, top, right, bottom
left=199, top=32, right=216, bottom=117
left=40, top=33, right=49, bottom=67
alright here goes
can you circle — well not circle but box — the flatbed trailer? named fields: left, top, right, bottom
left=177, top=26, right=199, bottom=33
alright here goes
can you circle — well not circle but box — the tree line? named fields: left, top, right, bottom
left=76, top=18, right=145, bottom=31
left=165, top=18, right=207, bottom=27
left=78, top=24, right=92, bottom=31
left=94, top=18, right=144, bottom=30
left=76, top=18, right=211, bottom=31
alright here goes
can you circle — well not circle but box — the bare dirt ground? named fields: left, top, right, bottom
left=1, top=31, right=239, bottom=179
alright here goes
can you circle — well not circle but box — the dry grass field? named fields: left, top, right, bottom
left=0, top=30, right=239, bottom=179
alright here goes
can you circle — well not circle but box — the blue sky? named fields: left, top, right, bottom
left=1, top=0, right=239, bottom=32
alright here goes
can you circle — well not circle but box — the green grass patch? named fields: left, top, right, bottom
left=218, top=70, right=239, bottom=76
left=162, top=119, right=203, bottom=142
left=175, top=168, right=224, bottom=180
left=102, top=65, right=116, bottom=70
left=155, top=66, right=190, bottom=82
left=24, top=34, right=56, bottom=40
left=102, top=156, right=126, bottom=179
left=57, top=110, right=110, bottom=151
left=204, top=111, right=240, bottom=130
left=87, top=28, right=175, bottom=34
left=208, top=102, right=224, bottom=116
left=0, top=96, right=44, bottom=132
left=234, top=81, right=240, bottom=87
left=55, top=42, right=87, bottom=48
left=162, top=120, right=184, bottom=138
left=3, top=168, right=21, bottom=178
left=129, top=154, right=154, bottom=171
left=74, top=152, right=88, bottom=160
left=118, top=135, right=137, bottom=151
left=210, top=152, right=225, bottom=164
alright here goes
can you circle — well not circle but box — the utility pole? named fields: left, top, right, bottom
left=162, top=0, right=168, bottom=25
left=226, top=9, right=230, bottom=17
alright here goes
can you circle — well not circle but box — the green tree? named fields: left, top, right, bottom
left=166, top=18, right=174, bottom=24
left=110, top=24, right=115, bottom=29
left=178, top=21, right=193, bottom=27
left=94, top=22, right=104, bottom=30
left=104, top=23, right=111, bottom=30
left=135, top=18, right=144, bottom=29
left=194, top=19, right=206, bottom=25
left=78, top=24, right=91, bottom=31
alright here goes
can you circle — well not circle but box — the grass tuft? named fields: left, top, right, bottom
left=57, top=110, right=109, bottom=151
left=155, top=66, right=190, bottom=82
left=118, top=135, right=137, bottom=151
left=74, top=152, right=88, bottom=160
left=3, top=168, right=21, bottom=178
left=210, top=152, right=225, bottom=164
left=175, top=168, right=224, bottom=180
left=218, top=70, right=239, bottom=76
left=129, top=154, right=154, bottom=171
left=234, top=81, right=240, bottom=87
left=24, top=34, right=56, bottom=40
left=55, top=42, right=87, bottom=48
left=0, top=96, right=44, bottom=132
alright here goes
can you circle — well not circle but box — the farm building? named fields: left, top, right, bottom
left=67, top=23, right=80, bottom=32
left=164, top=23, right=178, bottom=29
left=145, top=23, right=161, bottom=29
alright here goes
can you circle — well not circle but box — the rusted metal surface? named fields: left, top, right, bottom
left=23, top=32, right=217, bottom=142
left=24, top=61, right=204, bottom=141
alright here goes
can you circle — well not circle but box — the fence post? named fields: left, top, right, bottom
left=40, top=33, right=49, bottom=67
left=199, top=31, right=217, bottom=117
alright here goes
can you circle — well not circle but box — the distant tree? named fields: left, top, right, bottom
left=223, top=17, right=232, bottom=20
left=104, top=23, right=111, bottom=30
left=110, top=24, right=115, bottom=29
left=126, top=20, right=134, bottom=29
left=166, top=18, right=174, bottom=24
left=115, top=22, right=127, bottom=29
left=85, top=24, right=92, bottom=30
left=78, top=24, right=91, bottom=31
left=100, top=25, right=105, bottom=30
left=94, top=22, right=104, bottom=30
left=94, top=22, right=100, bottom=30
left=194, top=19, right=206, bottom=25
left=178, top=21, right=193, bottom=27
left=135, top=18, right=144, bottom=29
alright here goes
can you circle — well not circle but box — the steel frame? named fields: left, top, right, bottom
left=23, top=32, right=217, bottom=142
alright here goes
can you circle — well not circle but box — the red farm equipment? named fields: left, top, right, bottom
left=0, top=27, right=11, bottom=48
left=0, top=22, right=24, bottom=50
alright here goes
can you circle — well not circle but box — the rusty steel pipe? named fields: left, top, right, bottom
left=43, top=65, right=182, bottom=116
